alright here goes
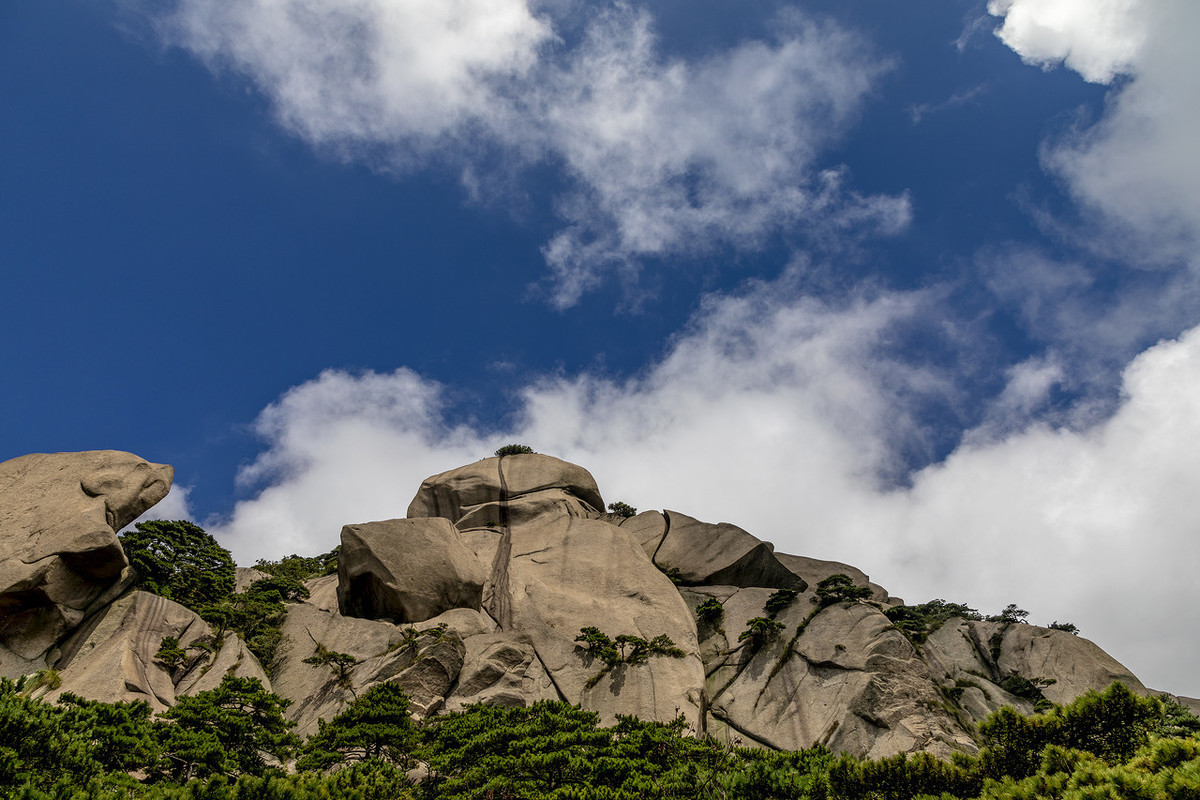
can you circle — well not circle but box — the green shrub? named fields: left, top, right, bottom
left=493, top=444, right=535, bottom=456
left=815, top=574, right=871, bottom=607
left=695, top=597, right=724, bottom=625
left=607, top=501, right=637, bottom=517
left=119, top=520, right=235, bottom=610
left=764, top=589, right=799, bottom=618
left=738, top=616, right=785, bottom=648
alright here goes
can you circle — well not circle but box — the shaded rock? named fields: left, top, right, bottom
left=337, top=518, right=486, bottom=623
left=775, top=553, right=890, bottom=603
left=407, top=454, right=604, bottom=528
left=0, top=451, right=172, bottom=665
left=654, top=511, right=805, bottom=591
left=485, top=515, right=705, bottom=727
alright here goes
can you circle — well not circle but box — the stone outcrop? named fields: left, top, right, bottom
left=653, top=511, right=805, bottom=591
left=0, top=449, right=1182, bottom=765
left=337, top=518, right=485, bottom=623
left=44, top=590, right=267, bottom=711
left=407, top=454, right=604, bottom=528
left=0, top=451, right=172, bottom=675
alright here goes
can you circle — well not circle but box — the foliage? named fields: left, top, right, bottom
left=607, top=500, right=638, bottom=518
left=296, top=683, right=417, bottom=772
left=738, top=616, right=786, bottom=647
left=302, top=642, right=358, bottom=690
left=196, top=576, right=296, bottom=670
left=253, top=549, right=339, bottom=582
left=119, top=520, right=235, bottom=611
left=1158, top=695, right=1200, bottom=739
left=1048, top=620, right=1079, bottom=634
left=694, top=597, right=724, bottom=625
left=987, top=603, right=1030, bottom=624
left=885, top=599, right=983, bottom=644
left=764, top=588, right=799, bottom=618
left=494, top=444, right=535, bottom=456
left=814, top=573, right=872, bottom=607
left=155, top=675, right=299, bottom=782
left=999, top=672, right=1057, bottom=712
left=575, top=627, right=686, bottom=688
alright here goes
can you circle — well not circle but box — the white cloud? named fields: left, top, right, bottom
left=987, top=0, right=1147, bottom=83
left=129, top=0, right=906, bottom=304
left=990, top=0, right=1200, bottom=267
left=213, top=271, right=1200, bottom=697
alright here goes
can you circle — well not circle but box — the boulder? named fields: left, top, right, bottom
left=775, top=553, right=890, bottom=604
left=407, top=454, right=604, bottom=528
left=444, top=633, right=560, bottom=711
left=0, top=451, right=173, bottom=669
left=654, top=511, right=805, bottom=591
left=703, top=588, right=974, bottom=758
left=615, top=511, right=669, bottom=557
left=337, top=518, right=486, bottom=623
left=485, top=514, right=706, bottom=727
left=44, top=590, right=265, bottom=711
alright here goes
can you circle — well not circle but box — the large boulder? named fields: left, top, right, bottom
left=775, top=553, right=891, bottom=604
left=337, top=518, right=486, bottom=623
left=485, top=514, right=706, bottom=727
left=0, top=451, right=173, bottom=672
left=697, top=586, right=974, bottom=758
left=653, top=511, right=805, bottom=591
left=407, top=454, right=604, bottom=528
left=921, top=618, right=1150, bottom=723
left=44, top=590, right=267, bottom=711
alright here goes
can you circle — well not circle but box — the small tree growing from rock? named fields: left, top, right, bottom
left=607, top=501, right=637, bottom=518
left=815, top=574, right=872, bottom=607
left=494, top=444, right=535, bottom=456
left=574, top=627, right=685, bottom=688
left=738, top=617, right=785, bottom=649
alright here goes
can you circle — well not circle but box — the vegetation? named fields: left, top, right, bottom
left=119, top=520, right=235, bottom=609
left=987, top=603, right=1030, bottom=624
left=765, top=588, right=799, bottom=618
left=574, top=627, right=686, bottom=688
left=607, top=500, right=638, bottom=517
left=253, top=549, right=339, bottom=581
left=3, top=677, right=1199, bottom=800
left=885, top=599, right=983, bottom=644
left=815, top=573, right=872, bottom=607
left=738, top=615, right=786, bottom=648
left=494, top=443, right=535, bottom=456
left=1049, top=620, right=1080, bottom=634
left=695, top=597, right=724, bottom=625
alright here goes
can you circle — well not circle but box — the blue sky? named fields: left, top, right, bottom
left=4, top=1, right=1199, bottom=696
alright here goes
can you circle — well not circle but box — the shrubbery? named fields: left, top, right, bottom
left=3, top=678, right=1198, bottom=800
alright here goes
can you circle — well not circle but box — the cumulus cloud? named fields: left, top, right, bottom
left=212, top=272, right=1200, bottom=696
left=990, top=0, right=1200, bottom=267
left=129, top=0, right=907, bottom=305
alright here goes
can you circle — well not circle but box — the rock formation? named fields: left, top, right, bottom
left=0, top=449, right=1189, bottom=761
left=0, top=451, right=172, bottom=676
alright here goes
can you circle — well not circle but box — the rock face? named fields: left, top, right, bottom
left=337, top=518, right=486, bottom=623
left=0, top=449, right=1179, bottom=764
left=0, top=451, right=172, bottom=675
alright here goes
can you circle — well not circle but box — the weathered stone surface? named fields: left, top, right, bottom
left=407, top=454, right=604, bottom=528
left=445, top=633, right=560, bottom=712
left=273, top=595, right=490, bottom=736
left=0, top=451, right=173, bottom=664
left=616, top=511, right=669, bottom=557
left=703, top=589, right=974, bottom=758
left=775, top=553, right=890, bottom=604
left=485, top=515, right=706, bottom=727
left=234, top=567, right=269, bottom=594
left=338, top=518, right=486, bottom=623
left=655, top=511, right=805, bottom=591
left=44, top=590, right=264, bottom=711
